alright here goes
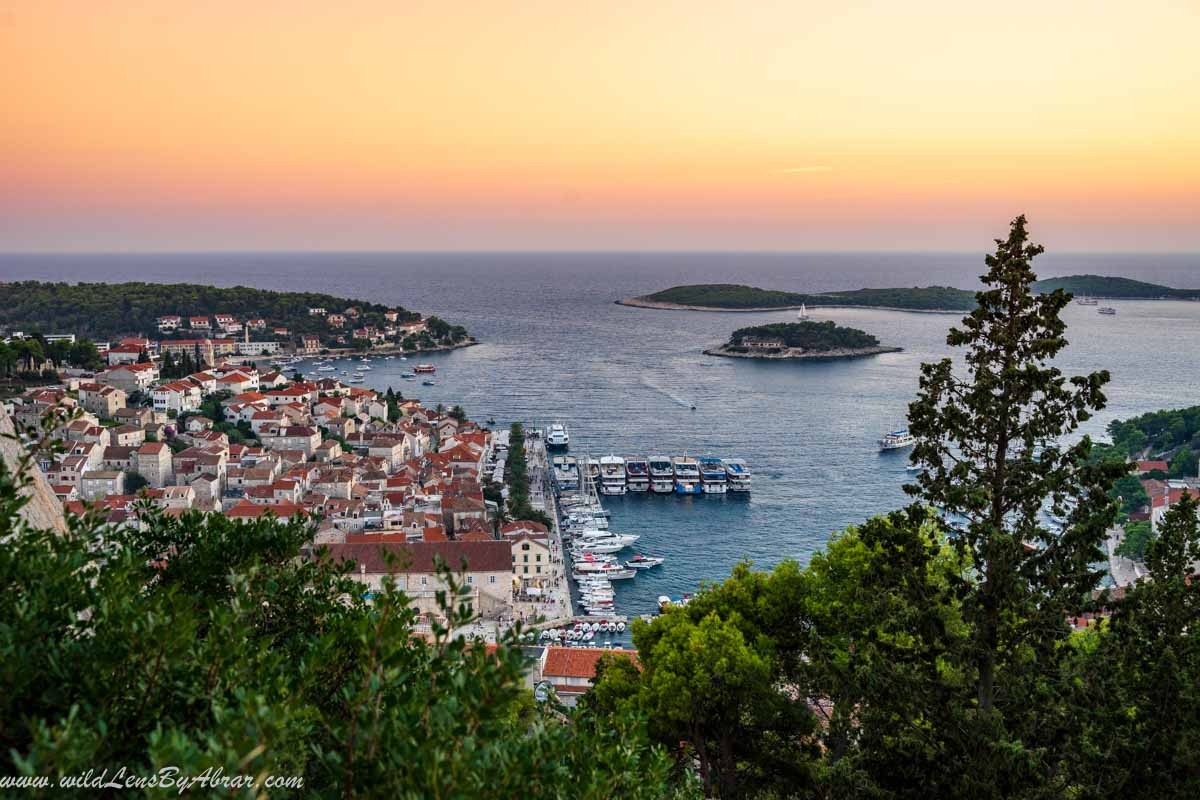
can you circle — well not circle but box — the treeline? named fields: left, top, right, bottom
left=642, top=283, right=978, bottom=311
left=0, top=336, right=104, bottom=376
left=1105, top=404, right=1200, bottom=477
left=0, top=281, right=420, bottom=340
left=729, top=321, right=880, bottom=351
left=1032, top=273, right=1200, bottom=299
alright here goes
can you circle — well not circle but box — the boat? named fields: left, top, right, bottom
left=358, top=364, right=372, bottom=370
left=414, top=364, right=436, bottom=373
left=648, top=456, right=674, bottom=493
left=625, top=457, right=650, bottom=492
left=797, top=303, right=810, bottom=320
left=625, top=554, right=664, bottom=569
left=1076, top=296, right=1099, bottom=306
left=546, top=422, right=570, bottom=449
left=879, top=430, right=917, bottom=451
left=699, top=456, right=728, bottom=494
left=422, top=379, right=436, bottom=386
left=401, top=372, right=416, bottom=378
left=1098, top=307, right=1117, bottom=315
left=317, top=366, right=336, bottom=372
left=349, top=377, right=365, bottom=384
left=723, top=458, right=751, bottom=492
left=672, top=456, right=702, bottom=494
left=583, top=457, right=601, bottom=487
left=573, top=568, right=636, bottom=581
left=599, top=455, right=627, bottom=495
left=552, top=456, right=580, bottom=491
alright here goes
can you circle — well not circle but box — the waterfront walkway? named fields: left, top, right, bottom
left=508, top=430, right=574, bottom=628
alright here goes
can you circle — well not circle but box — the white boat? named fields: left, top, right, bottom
left=648, top=456, right=674, bottom=493
left=672, top=456, right=702, bottom=495
left=317, top=366, right=336, bottom=372
left=348, top=377, right=365, bottom=384
left=599, top=455, right=627, bottom=495
left=546, top=423, right=570, bottom=448
left=625, top=555, right=664, bottom=569
left=879, top=430, right=916, bottom=451
left=573, top=568, right=636, bottom=581
left=1076, top=296, right=1099, bottom=306
left=797, top=303, right=810, bottom=320
left=625, top=457, right=650, bottom=492
left=552, top=456, right=580, bottom=490
left=1098, top=307, right=1117, bottom=315
left=699, top=457, right=728, bottom=494
left=723, top=458, right=751, bottom=491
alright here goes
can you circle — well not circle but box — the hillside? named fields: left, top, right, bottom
left=0, top=281, right=470, bottom=349
left=707, top=321, right=900, bottom=360
left=1032, top=274, right=1200, bottom=299
left=621, top=283, right=977, bottom=311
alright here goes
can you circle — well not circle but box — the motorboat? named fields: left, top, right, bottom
left=572, top=567, right=636, bottom=580
left=625, top=554, right=664, bottom=569
left=1076, top=296, right=1099, bottom=306
left=1098, top=307, right=1117, bottom=315
left=552, top=456, right=580, bottom=491
left=401, top=372, right=416, bottom=378
left=648, top=455, right=674, bottom=493
left=317, top=365, right=336, bottom=372
left=625, top=457, right=650, bottom=492
left=723, top=458, right=751, bottom=491
left=672, top=456, right=702, bottom=494
left=699, top=456, right=728, bottom=494
left=879, top=430, right=917, bottom=451
left=546, top=423, right=570, bottom=449
left=422, top=380, right=436, bottom=386
left=599, top=455, right=627, bottom=495
left=414, top=364, right=436, bottom=373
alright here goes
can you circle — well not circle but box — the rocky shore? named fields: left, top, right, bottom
left=704, top=344, right=903, bottom=361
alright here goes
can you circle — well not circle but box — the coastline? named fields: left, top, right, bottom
left=704, top=344, right=903, bottom=361
left=319, top=338, right=479, bottom=359
left=616, top=297, right=964, bottom=315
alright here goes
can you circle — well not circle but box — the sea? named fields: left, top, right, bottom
left=3, top=251, right=1200, bottom=618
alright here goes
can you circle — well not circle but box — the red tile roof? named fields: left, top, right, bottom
left=541, top=647, right=638, bottom=680
left=320, top=540, right=510, bottom=572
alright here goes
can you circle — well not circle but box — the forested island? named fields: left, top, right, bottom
left=705, top=321, right=900, bottom=360
left=0, top=281, right=471, bottom=351
left=620, top=283, right=978, bottom=312
left=1031, top=274, right=1200, bottom=299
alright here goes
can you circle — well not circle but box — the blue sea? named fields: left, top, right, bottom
left=4, top=251, right=1200, bottom=617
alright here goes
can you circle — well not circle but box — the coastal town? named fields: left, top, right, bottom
left=1, top=309, right=638, bottom=704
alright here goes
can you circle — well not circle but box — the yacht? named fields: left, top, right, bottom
left=1076, top=296, right=1099, bottom=306
left=648, top=456, right=674, bottom=493
left=317, top=365, right=336, bottom=372
left=625, top=554, right=665, bottom=569
left=1098, top=307, right=1117, bottom=315
left=879, top=430, right=917, bottom=451
left=625, top=457, right=650, bottom=492
left=672, top=456, right=702, bottom=494
left=572, top=566, right=636, bottom=581
left=599, top=455, right=627, bottom=495
left=358, top=364, right=372, bottom=370
left=797, top=303, right=810, bottom=320
left=414, top=364, right=436, bottom=373
left=422, top=379, right=436, bottom=386
left=401, top=372, right=416, bottom=378
left=583, top=457, right=601, bottom=488
left=349, top=377, right=365, bottom=384
left=723, top=458, right=751, bottom=492
left=546, top=423, right=570, bottom=449
left=552, top=455, right=579, bottom=491
left=699, top=456, right=728, bottom=494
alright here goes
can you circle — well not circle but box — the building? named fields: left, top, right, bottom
left=300, top=336, right=321, bottom=355
left=98, top=363, right=160, bottom=394
left=152, top=381, right=202, bottom=415
left=189, top=316, right=211, bottom=330
left=237, top=341, right=281, bottom=355
left=157, top=315, right=182, bottom=331
left=262, top=426, right=321, bottom=458
left=80, top=470, right=125, bottom=501
left=538, top=647, right=638, bottom=706
left=511, top=534, right=552, bottom=580
left=106, top=344, right=145, bottom=365
left=135, top=442, right=173, bottom=488
left=77, top=383, right=126, bottom=418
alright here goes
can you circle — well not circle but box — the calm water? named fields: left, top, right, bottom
left=4, top=252, right=1200, bottom=616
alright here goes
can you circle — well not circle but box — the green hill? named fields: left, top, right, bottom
left=727, top=321, right=881, bottom=351
left=630, top=283, right=978, bottom=311
left=1031, top=274, right=1200, bottom=299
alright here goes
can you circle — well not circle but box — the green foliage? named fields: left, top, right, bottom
left=1031, top=273, right=1200, bottom=299
left=503, top=422, right=552, bottom=528
left=1113, top=472, right=1150, bottom=515
left=122, top=470, right=149, bottom=494
left=1115, top=520, right=1153, bottom=561
left=642, top=284, right=979, bottom=310
left=0, top=337, right=103, bottom=376
left=1107, top=405, right=1200, bottom=467
left=0, top=451, right=691, bottom=798
left=727, top=321, right=881, bottom=352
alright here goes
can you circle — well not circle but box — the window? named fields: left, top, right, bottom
left=467, top=575, right=473, bottom=584
left=536, top=566, right=542, bottom=574
left=523, top=566, right=529, bottom=574
left=521, top=543, right=530, bottom=551
left=536, top=554, right=542, bottom=562
left=489, top=575, right=496, bottom=584
left=420, top=576, right=427, bottom=586
left=511, top=555, right=516, bottom=563
left=523, top=554, right=529, bottom=563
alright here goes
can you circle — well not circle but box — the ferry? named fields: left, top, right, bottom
left=413, top=364, right=436, bottom=373
left=672, top=456, right=702, bottom=494
left=699, top=456, right=728, bottom=494
left=648, top=456, right=675, bottom=493
left=879, top=430, right=917, bottom=451
left=1098, top=307, right=1117, bottom=315
left=599, top=455, right=627, bottom=495
left=625, top=457, right=650, bottom=492
left=723, top=458, right=751, bottom=491
left=552, top=456, right=580, bottom=491
left=546, top=422, right=570, bottom=449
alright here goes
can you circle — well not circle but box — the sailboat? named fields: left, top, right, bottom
left=796, top=303, right=810, bottom=321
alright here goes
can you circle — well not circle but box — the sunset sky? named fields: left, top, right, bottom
left=2, top=0, right=1198, bottom=252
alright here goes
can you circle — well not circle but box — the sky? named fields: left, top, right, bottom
left=2, top=0, right=1198, bottom=252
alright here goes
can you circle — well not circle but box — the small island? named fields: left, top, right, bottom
left=1031, top=274, right=1200, bottom=300
left=705, top=321, right=902, bottom=361
left=620, top=283, right=977, bottom=312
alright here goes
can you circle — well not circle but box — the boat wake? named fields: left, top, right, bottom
left=639, top=371, right=694, bottom=409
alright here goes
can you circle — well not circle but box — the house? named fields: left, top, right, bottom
left=101, top=445, right=137, bottom=472
left=262, top=426, right=321, bottom=457
left=186, top=372, right=218, bottom=394
left=98, top=363, right=160, bottom=393
left=384, top=310, right=400, bottom=322
left=152, top=381, right=202, bottom=415
left=326, top=314, right=346, bottom=328
left=189, top=316, right=211, bottom=330
left=80, top=470, right=125, bottom=501
left=308, top=307, right=328, bottom=316
left=1136, top=460, right=1170, bottom=475
left=157, top=315, right=182, bottom=331
left=741, top=337, right=786, bottom=350
left=113, top=406, right=154, bottom=426
left=246, top=318, right=266, bottom=330
left=185, top=415, right=214, bottom=433
left=1150, top=485, right=1200, bottom=532
left=152, top=485, right=195, bottom=511
left=77, top=383, right=126, bottom=418
left=106, top=343, right=145, bottom=365
left=539, top=647, right=638, bottom=706
left=111, top=425, right=145, bottom=447
left=511, top=534, right=552, bottom=581
left=135, top=442, right=173, bottom=488
left=319, top=540, right=512, bottom=618
left=300, top=335, right=321, bottom=355
left=273, top=327, right=290, bottom=337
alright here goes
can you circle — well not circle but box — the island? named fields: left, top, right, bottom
left=1031, top=274, right=1200, bottom=300
left=619, top=283, right=977, bottom=312
left=0, top=281, right=473, bottom=354
left=705, top=321, right=901, bottom=361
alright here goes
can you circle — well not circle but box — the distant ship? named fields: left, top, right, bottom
left=1098, top=307, right=1117, bottom=315
left=1076, top=296, right=1099, bottom=306
left=879, top=430, right=917, bottom=451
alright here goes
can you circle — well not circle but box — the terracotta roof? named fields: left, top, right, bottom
left=320, top=540, right=509, bottom=573
left=1136, top=460, right=1170, bottom=473
left=501, top=520, right=548, bottom=535
left=542, top=647, right=638, bottom=680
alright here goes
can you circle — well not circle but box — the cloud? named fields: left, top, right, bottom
left=778, top=166, right=833, bottom=174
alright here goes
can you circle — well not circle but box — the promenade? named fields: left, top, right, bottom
left=508, top=429, right=574, bottom=628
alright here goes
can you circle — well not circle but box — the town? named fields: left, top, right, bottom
left=2, top=317, right=635, bottom=705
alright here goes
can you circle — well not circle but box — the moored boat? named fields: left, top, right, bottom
left=625, top=457, right=650, bottom=492
left=699, top=456, right=727, bottom=494
left=414, top=364, right=436, bottom=373
left=546, top=422, right=570, bottom=449
left=625, top=554, right=665, bottom=569
left=672, top=456, right=702, bottom=494
left=723, top=458, right=751, bottom=491
left=599, top=454, right=627, bottom=495
left=648, top=455, right=674, bottom=493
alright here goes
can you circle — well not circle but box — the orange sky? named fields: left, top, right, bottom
left=2, top=0, right=1198, bottom=251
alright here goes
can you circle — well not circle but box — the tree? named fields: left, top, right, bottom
left=123, top=471, right=149, bottom=494
left=905, top=215, right=1127, bottom=791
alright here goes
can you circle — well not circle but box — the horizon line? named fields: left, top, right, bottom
left=2, top=248, right=1197, bottom=257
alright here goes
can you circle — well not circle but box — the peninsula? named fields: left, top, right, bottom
left=619, top=283, right=977, bottom=312
left=1031, top=274, right=1200, bottom=300
left=705, top=321, right=901, bottom=361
